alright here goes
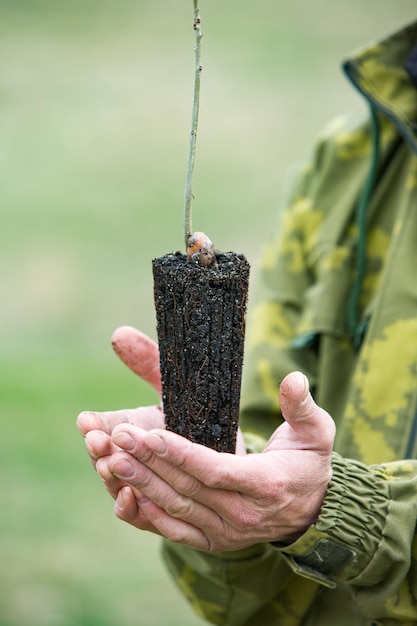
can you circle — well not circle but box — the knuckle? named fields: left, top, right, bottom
left=137, top=443, right=154, bottom=464
left=165, top=495, right=193, bottom=519
left=206, top=541, right=223, bottom=554
left=134, top=469, right=154, bottom=490
left=236, top=508, right=261, bottom=532
left=207, top=526, right=238, bottom=554
left=163, top=525, right=189, bottom=545
left=323, top=416, right=336, bottom=446
left=176, top=474, right=202, bottom=498
left=203, top=460, right=231, bottom=489
left=258, top=479, right=283, bottom=503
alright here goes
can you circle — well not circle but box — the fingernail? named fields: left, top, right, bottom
left=111, top=459, right=134, bottom=478
left=299, top=372, right=309, bottom=396
left=117, top=487, right=127, bottom=508
left=113, top=431, right=135, bottom=451
left=84, top=433, right=96, bottom=456
left=145, top=432, right=167, bottom=455
left=76, top=411, right=101, bottom=435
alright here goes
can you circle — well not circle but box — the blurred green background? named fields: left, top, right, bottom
left=1, top=1, right=415, bottom=625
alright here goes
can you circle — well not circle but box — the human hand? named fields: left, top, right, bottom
left=76, top=325, right=245, bottom=534
left=76, top=327, right=165, bottom=512
left=107, top=370, right=336, bottom=551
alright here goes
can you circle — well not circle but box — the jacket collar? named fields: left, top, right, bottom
left=343, top=21, right=417, bottom=154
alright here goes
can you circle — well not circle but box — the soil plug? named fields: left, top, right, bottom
left=152, top=2, right=250, bottom=452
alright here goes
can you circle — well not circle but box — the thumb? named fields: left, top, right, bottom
left=276, top=371, right=335, bottom=451
left=111, top=326, right=162, bottom=397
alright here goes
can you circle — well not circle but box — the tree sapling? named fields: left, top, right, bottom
left=152, top=1, right=250, bottom=453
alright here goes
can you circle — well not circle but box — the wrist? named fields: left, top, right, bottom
left=274, top=453, right=390, bottom=584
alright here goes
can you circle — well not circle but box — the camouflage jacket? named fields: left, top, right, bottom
left=163, top=21, right=417, bottom=626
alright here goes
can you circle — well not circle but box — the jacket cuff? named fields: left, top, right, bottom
left=277, top=452, right=391, bottom=587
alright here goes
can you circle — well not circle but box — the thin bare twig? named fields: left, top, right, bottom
left=183, top=0, right=203, bottom=249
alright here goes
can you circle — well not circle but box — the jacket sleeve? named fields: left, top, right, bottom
left=280, top=453, right=417, bottom=623
left=161, top=540, right=320, bottom=626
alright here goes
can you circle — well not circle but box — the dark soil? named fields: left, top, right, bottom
left=152, top=251, right=250, bottom=453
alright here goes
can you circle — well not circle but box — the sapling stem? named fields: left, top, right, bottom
left=183, top=0, right=203, bottom=250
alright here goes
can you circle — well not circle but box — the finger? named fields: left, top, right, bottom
left=91, top=451, right=162, bottom=532
left=77, top=411, right=109, bottom=436
left=109, top=449, right=219, bottom=548
left=277, top=371, right=335, bottom=450
left=112, top=424, right=233, bottom=503
left=96, top=456, right=126, bottom=499
left=77, top=409, right=130, bottom=436
left=114, top=486, right=162, bottom=536
left=235, top=429, right=247, bottom=456
left=111, top=326, right=162, bottom=396
left=85, top=430, right=115, bottom=463
left=134, top=496, right=210, bottom=551
left=142, top=428, right=255, bottom=493
left=112, top=424, right=286, bottom=510
left=111, top=425, right=282, bottom=527
left=77, top=406, right=165, bottom=437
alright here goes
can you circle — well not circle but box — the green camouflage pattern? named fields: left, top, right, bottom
left=163, top=21, right=417, bottom=625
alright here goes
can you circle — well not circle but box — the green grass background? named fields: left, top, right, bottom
left=1, top=1, right=415, bottom=625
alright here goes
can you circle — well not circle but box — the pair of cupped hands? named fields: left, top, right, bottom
left=77, top=326, right=336, bottom=552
